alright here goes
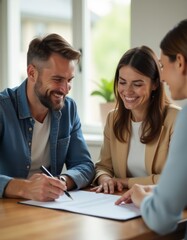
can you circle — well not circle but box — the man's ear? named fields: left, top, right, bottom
left=27, top=64, right=38, bottom=81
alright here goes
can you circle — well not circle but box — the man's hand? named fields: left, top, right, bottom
left=4, top=173, right=67, bottom=201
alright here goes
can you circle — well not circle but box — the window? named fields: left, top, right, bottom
left=84, top=0, right=131, bottom=133
left=0, top=0, right=130, bottom=135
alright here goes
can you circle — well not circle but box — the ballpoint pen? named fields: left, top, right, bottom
left=40, top=165, right=73, bottom=200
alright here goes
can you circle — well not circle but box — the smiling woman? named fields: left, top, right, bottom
left=118, top=66, right=157, bottom=122
left=91, top=46, right=181, bottom=194
left=115, top=19, right=187, bottom=238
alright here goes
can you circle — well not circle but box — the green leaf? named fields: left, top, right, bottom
left=90, top=78, right=115, bottom=102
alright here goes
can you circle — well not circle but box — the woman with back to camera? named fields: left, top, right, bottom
left=115, top=19, right=187, bottom=238
left=91, top=45, right=180, bottom=194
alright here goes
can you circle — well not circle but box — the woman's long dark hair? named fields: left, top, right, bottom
left=113, top=46, right=170, bottom=143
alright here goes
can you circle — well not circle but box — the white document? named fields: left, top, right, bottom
left=20, top=190, right=141, bottom=221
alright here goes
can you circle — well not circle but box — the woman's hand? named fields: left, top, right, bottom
left=90, top=175, right=129, bottom=194
left=115, top=184, right=154, bottom=208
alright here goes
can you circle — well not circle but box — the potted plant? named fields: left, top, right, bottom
left=91, top=78, right=115, bottom=125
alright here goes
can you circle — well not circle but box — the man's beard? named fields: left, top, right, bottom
left=34, top=78, right=65, bottom=111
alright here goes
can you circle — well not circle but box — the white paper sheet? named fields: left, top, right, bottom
left=19, top=190, right=141, bottom=221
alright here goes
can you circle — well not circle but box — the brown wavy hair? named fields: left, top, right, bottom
left=113, top=46, right=170, bottom=143
left=27, top=33, right=81, bottom=66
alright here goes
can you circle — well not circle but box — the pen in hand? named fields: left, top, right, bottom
left=40, top=165, right=73, bottom=200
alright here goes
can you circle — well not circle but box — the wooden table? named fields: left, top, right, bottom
left=0, top=197, right=187, bottom=240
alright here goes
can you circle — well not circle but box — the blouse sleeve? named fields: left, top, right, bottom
left=140, top=105, right=187, bottom=235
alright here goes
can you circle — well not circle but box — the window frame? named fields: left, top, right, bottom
left=72, top=0, right=102, bottom=135
left=0, top=0, right=104, bottom=135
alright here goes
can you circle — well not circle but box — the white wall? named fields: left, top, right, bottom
left=131, top=0, right=187, bottom=56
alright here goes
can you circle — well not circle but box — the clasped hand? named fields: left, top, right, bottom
left=91, top=175, right=128, bottom=194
